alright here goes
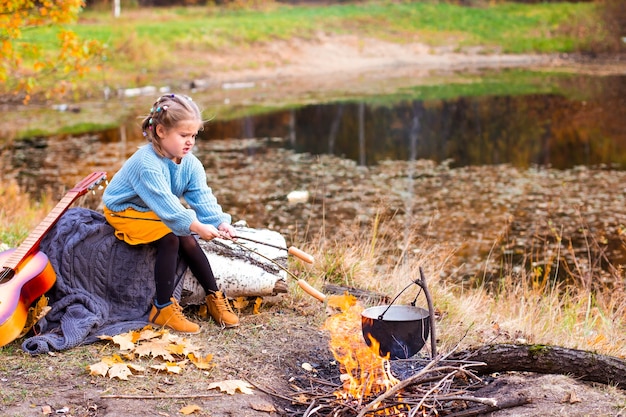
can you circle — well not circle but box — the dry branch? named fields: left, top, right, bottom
left=100, top=393, right=220, bottom=399
left=443, top=396, right=531, bottom=417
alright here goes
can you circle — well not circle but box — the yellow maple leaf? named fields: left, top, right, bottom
left=232, top=297, right=249, bottom=310
left=87, top=361, right=109, bottom=377
left=150, top=362, right=182, bottom=374
left=208, top=379, right=255, bottom=395
left=253, top=297, right=263, bottom=315
left=134, top=339, right=175, bottom=361
left=127, top=363, right=146, bottom=373
left=20, top=296, right=50, bottom=338
left=188, top=353, right=214, bottom=370
left=138, top=326, right=164, bottom=341
left=108, top=363, right=132, bottom=380
left=97, top=333, right=134, bottom=351
left=180, top=404, right=202, bottom=415
left=101, top=354, right=125, bottom=365
left=167, top=342, right=186, bottom=356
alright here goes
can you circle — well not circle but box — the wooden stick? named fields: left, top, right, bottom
left=443, top=396, right=530, bottom=417
left=100, top=393, right=220, bottom=400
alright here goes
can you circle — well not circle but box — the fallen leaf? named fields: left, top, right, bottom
left=20, top=296, right=50, bottom=338
left=87, top=361, right=109, bottom=377
left=110, top=333, right=136, bottom=351
left=232, top=297, right=249, bottom=310
left=253, top=297, right=263, bottom=314
left=250, top=400, right=276, bottom=412
left=563, top=391, right=582, bottom=404
left=150, top=362, right=183, bottom=374
left=137, top=326, right=162, bottom=340
left=180, top=404, right=202, bottom=415
left=108, top=363, right=132, bottom=380
left=208, top=379, right=255, bottom=395
left=134, top=339, right=175, bottom=361
left=101, top=354, right=125, bottom=365
left=127, top=363, right=146, bottom=373
left=188, top=353, right=214, bottom=370
left=197, top=304, right=208, bottom=319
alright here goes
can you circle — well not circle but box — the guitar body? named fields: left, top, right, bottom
left=0, top=171, right=106, bottom=348
left=0, top=249, right=57, bottom=347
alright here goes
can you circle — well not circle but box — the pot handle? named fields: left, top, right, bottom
left=376, top=279, right=423, bottom=320
left=377, top=268, right=437, bottom=359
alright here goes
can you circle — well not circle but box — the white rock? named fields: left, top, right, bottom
left=287, top=190, right=309, bottom=204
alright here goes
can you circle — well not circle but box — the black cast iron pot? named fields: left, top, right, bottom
left=361, top=304, right=430, bottom=360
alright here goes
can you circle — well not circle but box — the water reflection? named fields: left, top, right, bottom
left=2, top=74, right=625, bottom=197
left=204, top=75, right=626, bottom=169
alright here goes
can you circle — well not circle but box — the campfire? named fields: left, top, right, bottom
left=323, top=294, right=400, bottom=402
left=273, top=275, right=531, bottom=416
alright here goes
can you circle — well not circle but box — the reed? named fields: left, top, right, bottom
left=3, top=182, right=624, bottom=359
left=0, top=180, right=54, bottom=248
left=300, top=211, right=626, bottom=358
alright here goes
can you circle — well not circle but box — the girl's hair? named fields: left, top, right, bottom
left=141, top=93, right=203, bottom=156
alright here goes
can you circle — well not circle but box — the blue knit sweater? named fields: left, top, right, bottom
left=103, top=144, right=231, bottom=235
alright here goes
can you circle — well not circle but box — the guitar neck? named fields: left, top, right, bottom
left=1, top=172, right=106, bottom=276
left=2, top=191, right=82, bottom=273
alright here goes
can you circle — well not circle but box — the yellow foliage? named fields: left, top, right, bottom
left=180, top=404, right=203, bottom=415
left=0, top=0, right=103, bottom=102
left=207, top=379, right=255, bottom=395
left=89, top=326, right=214, bottom=380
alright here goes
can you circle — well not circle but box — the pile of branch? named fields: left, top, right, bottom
left=255, top=354, right=527, bottom=417
left=253, top=343, right=626, bottom=417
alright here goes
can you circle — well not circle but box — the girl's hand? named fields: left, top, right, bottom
left=190, top=220, right=221, bottom=241
left=218, top=222, right=237, bottom=239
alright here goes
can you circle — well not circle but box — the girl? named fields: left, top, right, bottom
left=103, top=93, right=238, bottom=333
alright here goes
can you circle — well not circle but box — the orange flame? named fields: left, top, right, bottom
left=322, top=294, right=399, bottom=400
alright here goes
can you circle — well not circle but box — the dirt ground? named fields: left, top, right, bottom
left=2, top=36, right=626, bottom=416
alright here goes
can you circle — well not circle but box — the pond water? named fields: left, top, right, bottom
left=2, top=72, right=625, bottom=200
left=203, top=73, right=626, bottom=169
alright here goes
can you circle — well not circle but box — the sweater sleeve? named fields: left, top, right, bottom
left=182, top=157, right=231, bottom=228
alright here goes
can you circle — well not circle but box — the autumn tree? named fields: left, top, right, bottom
left=0, top=0, right=102, bottom=103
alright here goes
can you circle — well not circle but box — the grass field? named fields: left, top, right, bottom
left=8, top=1, right=613, bottom=99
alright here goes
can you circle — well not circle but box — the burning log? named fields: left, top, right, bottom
left=450, top=343, right=626, bottom=388
left=277, top=354, right=528, bottom=417
left=288, top=293, right=518, bottom=417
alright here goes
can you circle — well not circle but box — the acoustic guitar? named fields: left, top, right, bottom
left=0, top=172, right=107, bottom=348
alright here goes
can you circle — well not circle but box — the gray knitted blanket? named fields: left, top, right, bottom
left=22, top=208, right=187, bottom=355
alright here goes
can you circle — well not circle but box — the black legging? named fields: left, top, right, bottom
left=153, top=233, right=218, bottom=305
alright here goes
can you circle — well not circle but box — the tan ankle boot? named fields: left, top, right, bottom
left=205, top=291, right=239, bottom=328
left=149, top=298, right=200, bottom=334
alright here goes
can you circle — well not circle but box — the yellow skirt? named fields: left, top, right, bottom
left=103, top=206, right=173, bottom=245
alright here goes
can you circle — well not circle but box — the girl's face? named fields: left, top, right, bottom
left=156, top=119, right=202, bottom=162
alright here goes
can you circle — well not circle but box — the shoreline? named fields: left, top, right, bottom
left=2, top=35, right=625, bottom=140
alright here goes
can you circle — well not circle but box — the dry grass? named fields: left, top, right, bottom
left=0, top=180, right=55, bottom=248
left=1, top=178, right=626, bottom=415
left=2, top=181, right=625, bottom=361
left=296, top=210, right=626, bottom=359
